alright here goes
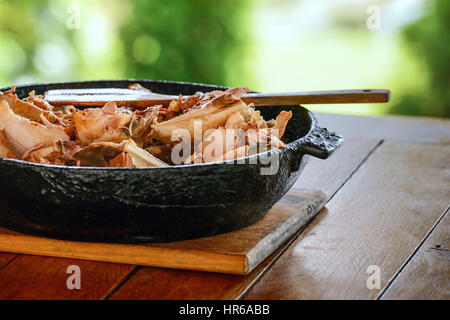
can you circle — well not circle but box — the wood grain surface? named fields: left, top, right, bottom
left=291, top=136, right=381, bottom=197
left=242, top=90, right=390, bottom=106
left=245, top=141, right=450, bottom=299
left=45, top=88, right=390, bottom=107
left=0, top=255, right=136, bottom=300
left=0, top=253, right=16, bottom=270
left=381, top=209, right=449, bottom=300
left=316, top=113, right=450, bottom=144
left=109, top=241, right=293, bottom=300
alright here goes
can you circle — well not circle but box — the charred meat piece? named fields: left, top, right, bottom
left=73, top=140, right=168, bottom=167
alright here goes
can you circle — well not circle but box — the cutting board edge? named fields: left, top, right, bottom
left=245, top=190, right=327, bottom=273
left=0, top=234, right=247, bottom=275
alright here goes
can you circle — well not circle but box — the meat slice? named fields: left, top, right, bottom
left=274, top=110, right=292, bottom=138
left=0, top=100, right=69, bottom=158
left=152, top=93, right=249, bottom=144
left=0, top=130, right=16, bottom=159
left=73, top=140, right=168, bottom=167
left=73, top=102, right=132, bottom=145
left=0, top=88, right=64, bottom=125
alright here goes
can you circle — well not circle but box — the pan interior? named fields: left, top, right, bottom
left=4, top=79, right=313, bottom=148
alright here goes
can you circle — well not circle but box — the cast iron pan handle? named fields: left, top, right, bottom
left=300, top=126, right=343, bottom=159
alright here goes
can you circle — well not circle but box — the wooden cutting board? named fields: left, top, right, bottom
left=0, top=189, right=326, bottom=275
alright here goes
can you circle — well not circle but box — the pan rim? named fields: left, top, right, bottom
left=0, top=79, right=314, bottom=171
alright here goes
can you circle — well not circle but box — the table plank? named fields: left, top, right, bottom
left=108, top=137, right=381, bottom=299
left=244, top=141, right=450, bottom=299
left=291, top=136, right=381, bottom=196
left=381, top=209, right=449, bottom=300
left=0, top=255, right=136, bottom=300
left=316, top=113, right=450, bottom=144
left=109, top=240, right=286, bottom=300
left=0, top=253, right=16, bottom=270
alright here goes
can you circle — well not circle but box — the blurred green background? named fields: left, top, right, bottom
left=0, top=0, right=448, bottom=117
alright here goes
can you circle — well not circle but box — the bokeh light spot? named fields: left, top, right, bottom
left=0, top=33, right=26, bottom=74
left=33, top=43, right=71, bottom=76
left=132, top=35, right=161, bottom=65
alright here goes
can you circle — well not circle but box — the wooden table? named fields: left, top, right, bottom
left=0, top=113, right=448, bottom=300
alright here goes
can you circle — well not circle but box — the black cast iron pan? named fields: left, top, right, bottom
left=0, top=80, right=343, bottom=243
